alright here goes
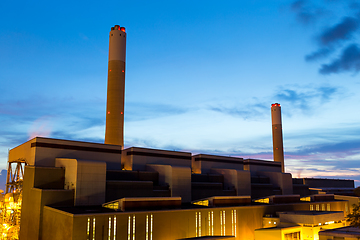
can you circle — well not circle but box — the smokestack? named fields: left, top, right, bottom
left=105, top=25, right=126, bottom=147
left=271, top=103, right=284, bottom=172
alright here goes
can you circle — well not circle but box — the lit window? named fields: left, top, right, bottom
left=150, top=214, right=153, bottom=240
left=220, top=211, right=223, bottom=236
left=195, top=212, right=198, bottom=237
left=346, top=203, right=349, bottom=213
left=195, top=212, right=201, bottom=237
left=208, top=212, right=211, bottom=236
left=133, top=215, right=135, bottom=240
left=146, top=215, right=149, bottom=240
left=322, top=204, right=325, bottom=211
left=234, top=210, right=236, bottom=237
left=327, top=204, right=330, bottom=211
left=316, top=204, right=320, bottom=211
left=220, top=211, right=226, bottom=236
left=310, top=205, right=314, bottom=211
left=199, top=212, right=201, bottom=237
left=108, top=217, right=112, bottom=240
left=92, top=218, right=96, bottom=240
left=87, top=218, right=90, bottom=240
left=128, top=216, right=131, bottom=240
left=113, top=216, right=116, bottom=240
left=232, top=210, right=237, bottom=237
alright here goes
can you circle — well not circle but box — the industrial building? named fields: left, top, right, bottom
left=7, top=25, right=357, bottom=240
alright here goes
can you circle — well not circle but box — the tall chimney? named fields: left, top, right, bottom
left=271, top=103, right=284, bottom=172
left=105, top=25, right=126, bottom=147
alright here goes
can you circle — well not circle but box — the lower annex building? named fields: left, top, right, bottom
left=10, top=136, right=354, bottom=240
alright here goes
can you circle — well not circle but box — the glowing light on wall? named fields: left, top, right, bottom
left=300, top=197, right=311, bottom=202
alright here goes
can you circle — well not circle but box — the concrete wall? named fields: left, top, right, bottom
left=258, top=171, right=293, bottom=195
left=42, top=207, right=73, bottom=240
left=55, top=158, right=107, bottom=206
left=192, top=154, right=244, bottom=174
left=243, top=159, right=282, bottom=174
left=211, top=169, right=251, bottom=196
left=9, top=137, right=122, bottom=169
left=303, top=178, right=354, bottom=188
left=19, top=166, right=74, bottom=240
left=146, top=164, right=192, bottom=203
left=122, top=147, right=191, bottom=171
left=42, top=200, right=347, bottom=240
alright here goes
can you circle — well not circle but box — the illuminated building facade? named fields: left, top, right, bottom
left=8, top=25, right=356, bottom=240
left=9, top=137, right=351, bottom=240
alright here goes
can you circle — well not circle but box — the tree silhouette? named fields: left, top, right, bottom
left=346, top=203, right=360, bottom=227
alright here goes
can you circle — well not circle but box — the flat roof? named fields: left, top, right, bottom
left=279, top=211, right=343, bottom=216
left=319, top=227, right=360, bottom=236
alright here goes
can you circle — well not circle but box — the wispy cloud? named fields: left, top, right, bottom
left=209, top=103, right=268, bottom=119
left=320, top=44, right=360, bottom=74
left=305, top=47, right=334, bottom=61
left=275, top=85, right=338, bottom=111
left=289, top=0, right=360, bottom=75
left=319, top=17, right=359, bottom=46
left=290, top=0, right=326, bottom=26
left=125, top=102, right=188, bottom=121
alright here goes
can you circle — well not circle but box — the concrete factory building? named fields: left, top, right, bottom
left=8, top=25, right=356, bottom=240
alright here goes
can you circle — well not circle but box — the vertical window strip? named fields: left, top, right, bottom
left=195, top=212, right=198, bottom=237
left=211, top=211, right=214, bottom=236
left=327, top=204, right=330, bottom=211
left=113, top=216, right=116, bottom=240
left=199, top=212, right=201, bottom=237
left=150, top=214, right=153, bottom=240
left=346, top=203, right=349, bottom=213
left=146, top=215, right=149, bottom=240
left=220, top=211, right=223, bottom=236
left=223, top=211, right=225, bottom=236
left=87, top=218, right=90, bottom=240
left=128, top=216, right=131, bottom=240
left=234, top=210, right=237, bottom=237
left=208, top=212, right=211, bottom=236
left=108, top=217, right=112, bottom=240
left=92, top=217, right=96, bottom=240
left=132, top=215, right=136, bottom=240
left=231, top=210, right=234, bottom=236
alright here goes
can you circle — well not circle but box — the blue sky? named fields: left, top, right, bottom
left=1, top=0, right=360, bottom=185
